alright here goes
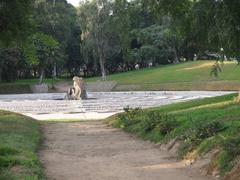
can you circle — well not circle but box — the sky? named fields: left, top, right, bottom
left=67, top=0, right=80, bottom=7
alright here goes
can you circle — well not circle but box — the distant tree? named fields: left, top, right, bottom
left=65, top=25, right=82, bottom=76
left=34, top=0, right=82, bottom=77
left=0, top=47, right=21, bottom=81
left=79, top=0, right=114, bottom=80
left=24, top=33, right=60, bottom=84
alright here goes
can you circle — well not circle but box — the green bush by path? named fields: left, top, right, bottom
left=0, top=111, right=43, bottom=180
left=106, top=93, right=240, bottom=176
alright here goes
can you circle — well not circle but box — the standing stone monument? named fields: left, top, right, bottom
left=65, top=76, right=87, bottom=100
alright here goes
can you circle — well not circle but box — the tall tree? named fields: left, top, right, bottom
left=0, top=0, right=34, bottom=47
left=79, top=0, right=114, bottom=80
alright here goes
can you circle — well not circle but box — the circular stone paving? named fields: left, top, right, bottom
left=0, top=91, right=234, bottom=120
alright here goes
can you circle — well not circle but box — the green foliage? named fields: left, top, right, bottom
left=182, top=120, right=226, bottom=142
left=0, top=47, right=21, bottom=81
left=23, top=32, right=60, bottom=83
left=117, top=108, right=143, bottom=129
left=142, top=112, right=178, bottom=135
left=130, top=23, right=180, bottom=65
left=1, top=0, right=240, bottom=81
left=116, top=108, right=178, bottom=139
left=223, top=135, right=240, bottom=158
left=178, top=120, right=226, bottom=158
left=0, top=0, right=34, bottom=46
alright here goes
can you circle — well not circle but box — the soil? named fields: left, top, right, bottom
left=39, top=121, right=215, bottom=180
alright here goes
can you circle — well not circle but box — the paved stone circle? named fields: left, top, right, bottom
left=0, top=91, right=234, bottom=120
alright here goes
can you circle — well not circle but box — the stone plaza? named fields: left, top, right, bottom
left=0, top=91, right=234, bottom=120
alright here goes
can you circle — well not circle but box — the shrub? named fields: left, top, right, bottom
left=117, top=109, right=178, bottom=136
left=178, top=120, right=226, bottom=158
left=223, top=135, right=240, bottom=157
left=117, top=108, right=143, bottom=129
left=182, top=120, right=226, bottom=143
left=194, top=121, right=226, bottom=140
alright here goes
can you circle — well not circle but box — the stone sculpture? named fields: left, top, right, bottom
left=65, top=76, right=87, bottom=100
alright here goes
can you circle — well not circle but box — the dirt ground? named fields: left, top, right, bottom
left=39, top=121, right=215, bottom=180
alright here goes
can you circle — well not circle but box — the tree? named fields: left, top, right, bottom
left=0, top=47, right=21, bottom=81
left=65, top=25, right=82, bottom=76
left=24, top=33, right=60, bottom=84
left=0, top=0, right=34, bottom=47
left=79, top=0, right=115, bottom=80
left=34, top=0, right=82, bottom=78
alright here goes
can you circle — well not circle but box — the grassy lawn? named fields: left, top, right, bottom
left=0, top=60, right=239, bottom=91
left=107, top=93, right=240, bottom=177
left=0, top=111, right=43, bottom=180
left=87, top=60, right=240, bottom=90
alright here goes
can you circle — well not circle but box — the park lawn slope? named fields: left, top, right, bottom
left=1, top=61, right=240, bottom=91
left=0, top=110, right=43, bottom=180
left=88, top=61, right=240, bottom=90
left=106, top=93, right=240, bottom=179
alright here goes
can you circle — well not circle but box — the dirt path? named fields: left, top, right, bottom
left=40, top=121, right=214, bottom=180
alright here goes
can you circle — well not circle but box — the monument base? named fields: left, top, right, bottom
left=30, top=84, right=48, bottom=93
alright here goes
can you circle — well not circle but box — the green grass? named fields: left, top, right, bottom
left=106, top=93, right=240, bottom=176
left=89, top=61, right=240, bottom=84
left=87, top=60, right=240, bottom=90
left=0, top=111, right=43, bottom=180
left=1, top=60, right=240, bottom=91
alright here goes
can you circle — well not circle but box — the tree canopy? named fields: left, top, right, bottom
left=0, top=0, right=239, bottom=81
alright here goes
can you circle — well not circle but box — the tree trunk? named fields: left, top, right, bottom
left=39, top=68, right=44, bottom=84
left=0, top=68, right=2, bottom=82
left=173, top=48, right=179, bottom=64
left=51, top=63, right=57, bottom=89
left=99, top=51, right=106, bottom=81
left=53, top=62, right=57, bottom=80
left=96, top=39, right=106, bottom=81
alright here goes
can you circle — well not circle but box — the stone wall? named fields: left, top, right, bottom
left=86, top=81, right=117, bottom=92
left=0, top=84, right=31, bottom=94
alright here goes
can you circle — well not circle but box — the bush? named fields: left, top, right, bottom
left=141, top=112, right=178, bottom=135
left=178, top=120, right=226, bottom=158
left=223, top=135, right=240, bottom=157
left=117, top=108, right=143, bottom=129
left=117, top=109, right=178, bottom=136
left=182, top=120, right=226, bottom=143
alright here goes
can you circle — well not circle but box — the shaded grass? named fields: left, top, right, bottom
left=0, top=111, right=43, bottom=180
left=106, top=93, right=240, bottom=176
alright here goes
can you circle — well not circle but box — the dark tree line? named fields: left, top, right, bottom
left=0, top=0, right=240, bottom=82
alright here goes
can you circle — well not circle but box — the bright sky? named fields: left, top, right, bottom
left=67, top=0, right=80, bottom=7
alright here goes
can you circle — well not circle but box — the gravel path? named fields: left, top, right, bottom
left=39, top=121, right=214, bottom=180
